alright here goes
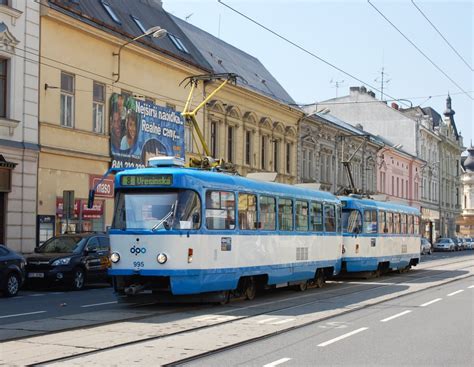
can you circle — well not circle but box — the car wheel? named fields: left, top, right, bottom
left=71, top=268, right=85, bottom=291
left=4, top=272, right=20, bottom=297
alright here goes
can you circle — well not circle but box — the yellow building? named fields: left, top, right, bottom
left=37, top=0, right=299, bottom=239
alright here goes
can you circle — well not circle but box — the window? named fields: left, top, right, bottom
left=400, top=214, right=407, bottom=234
left=131, top=15, right=147, bottom=34
left=261, top=136, right=266, bottom=170
left=407, top=215, right=414, bottom=234
left=60, top=72, right=74, bottom=127
left=414, top=216, right=420, bottom=235
left=393, top=213, right=400, bottom=234
left=245, top=130, right=251, bottom=166
left=260, top=196, right=276, bottom=230
left=168, top=33, right=189, bottom=53
left=310, top=202, right=324, bottom=232
left=364, top=210, right=377, bottom=233
left=286, top=143, right=291, bottom=174
left=210, top=121, right=218, bottom=158
left=101, top=1, right=121, bottom=24
left=227, top=126, right=234, bottom=163
left=295, top=200, right=309, bottom=231
left=406, top=181, right=409, bottom=199
left=336, top=205, right=342, bottom=233
left=273, top=140, right=279, bottom=172
left=278, top=198, right=293, bottom=231
left=93, top=82, right=105, bottom=134
left=205, top=191, right=235, bottom=230
left=0, top=59, right=7, bottom=118
left=324, top=204, right=336, bottom=232
left=391, top=176, right=394, bottom=196
left=342, top=209, right=362, bottom=234
left=238, top=193, right=257, bottom=230
left=387, top=212, right=394, bottom=233
left=378, top=211, right=387, bottom=233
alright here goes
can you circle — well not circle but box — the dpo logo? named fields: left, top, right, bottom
left=130, top=245, right=147, bottom=255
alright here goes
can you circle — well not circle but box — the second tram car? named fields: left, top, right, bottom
left=340, top=196, right=421, bottom=275
left=108, top=161, right=343, bottom=301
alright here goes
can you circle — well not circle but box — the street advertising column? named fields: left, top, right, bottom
left=109, top=93, right=185, bottom=168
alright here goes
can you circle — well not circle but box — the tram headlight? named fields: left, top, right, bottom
left=110, top=252, right=121, bottom=263
left=157, top=253, right=168, bottom=264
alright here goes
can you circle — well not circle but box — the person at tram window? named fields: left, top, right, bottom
left=120, top=110, right=138, bottom=151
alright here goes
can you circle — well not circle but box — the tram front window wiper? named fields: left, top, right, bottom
left=151, top=201, right=177, bottom=231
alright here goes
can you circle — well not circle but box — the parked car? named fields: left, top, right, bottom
left=433, top=238, right=455, bottom=252
left=0, top=245, right=26, bottom=297
left=25, top=233, right=110, bottom=290
left=452, top=237, right=465, bottom=251
left=464, top=238, right=473, bottom=250
left=420, top=238, right=432, bottom=255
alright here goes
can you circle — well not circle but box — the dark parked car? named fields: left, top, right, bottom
left=0, top=245, right=26, bottom=297
left=25, top=233, right=110, bottom=290
left=451, top=237, right=464, bottom=251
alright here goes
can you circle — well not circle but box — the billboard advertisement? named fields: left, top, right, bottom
left=109, top=93, right=185, bottom=168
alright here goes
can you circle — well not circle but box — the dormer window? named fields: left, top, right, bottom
left=168, top=33, right=189, bottom=54
left=131, top=15, right=147, bottom=34
left=101, top=1, right=121, bottom=24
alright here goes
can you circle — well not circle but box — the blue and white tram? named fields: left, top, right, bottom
left=340, top=196, right=421, bottom=274
left=108, top=164, right=343, bottom=301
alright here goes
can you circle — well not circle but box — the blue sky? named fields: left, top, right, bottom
left=164, top=0, right=473, bottom=147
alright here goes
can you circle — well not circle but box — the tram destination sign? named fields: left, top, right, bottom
left=120, top=174, right=173, bottom=187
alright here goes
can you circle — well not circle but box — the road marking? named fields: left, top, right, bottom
left=51, top=292, right=65, bottom=295
left=263, top=357, right=292, bottom=367
left=194, top=315, right=236, bottom=322
left=0, top=311, right=46, bottom=319
left=258, top=318, right=278, bottom=324
left=380, top=310, right=412, bottom=322
left=420, top=298, right=442, bottom=307
left=271, top=318, right=296, bottom=325
left=29, top=294, right=46, bottom=297
left=447, top=290, right=464, bottom=297
left=80, top=301, right=118, bottom=308
left=468, top=285, right=474, bottom=289
left=318, top=327, right=368, bottom=347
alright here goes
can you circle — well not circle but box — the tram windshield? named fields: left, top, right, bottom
left=342, top=209, right=362, bottom=234
left=112, top=190, right=201, bottom=230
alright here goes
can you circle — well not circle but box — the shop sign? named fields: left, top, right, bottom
left=89, top=175, right=114, bottom=198
left=56, top=198, right=104, bottom=219
left=109, top=93, right=185, bottom=169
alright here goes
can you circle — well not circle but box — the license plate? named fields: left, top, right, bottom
left=28, top=272, right=44, bottom=278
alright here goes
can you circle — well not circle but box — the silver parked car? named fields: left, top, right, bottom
left=420, top=238, right=432, bottom=255
left=433, top=238, right=455, bottom=252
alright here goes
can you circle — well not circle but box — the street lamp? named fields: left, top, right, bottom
left=113, top=26, right=168, bottom=83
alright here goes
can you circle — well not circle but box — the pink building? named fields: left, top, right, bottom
left=376, top=146, right=424, bottom=209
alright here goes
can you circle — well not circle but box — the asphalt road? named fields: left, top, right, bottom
left=186, top=276, right=474, bottom=367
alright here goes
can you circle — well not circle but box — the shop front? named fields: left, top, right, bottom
left=56, top=197, right=105, bottom=233
left=421, top=207, right=440, bottom=243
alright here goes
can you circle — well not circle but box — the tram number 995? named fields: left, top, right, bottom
left=133, top=261, right=145, bottom=268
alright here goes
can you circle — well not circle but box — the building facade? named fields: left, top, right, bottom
left=0, top=0, right=39, bottom=252
left=458, top=146, right=474, bottom=236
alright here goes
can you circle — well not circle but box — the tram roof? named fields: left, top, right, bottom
left=339, top=196, right=420, bottom=214
left=116, top=167, right=340, bottom=202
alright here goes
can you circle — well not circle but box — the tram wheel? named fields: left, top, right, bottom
left=296, top=281, right=308, bottom=292
left=218, top=291, right=231, bottom=305
left=244, top=278, right=257, bottom=300
left=315, top=270, right=325, bottom=288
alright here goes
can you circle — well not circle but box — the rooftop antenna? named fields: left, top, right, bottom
left=185, top=13, right=193, bottom=21
left=330, top=78, right=345, bottom=98
left=375, top=66, right=391, bottom=101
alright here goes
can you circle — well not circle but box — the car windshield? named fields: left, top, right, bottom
left=37, top=236, right=84, bottom=253
left=438, top=239, right=450, bottom=243
left=112, top=189, right=201, bottom=231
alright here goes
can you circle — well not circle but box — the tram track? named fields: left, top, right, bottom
left=7, top=255, right=471, bottom=366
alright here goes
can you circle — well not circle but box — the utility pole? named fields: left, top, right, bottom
left=375, top=67, right=390, bottom=101
left=330, top=79, right=345, bottom=98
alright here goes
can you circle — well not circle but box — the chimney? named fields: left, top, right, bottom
left=360, top=86, right=367, bottom=94
left=368, top=91, right=375, bottom=98
left=391, top=102, right=399, bottom=110
left=350, top=86, right=360, bottom=96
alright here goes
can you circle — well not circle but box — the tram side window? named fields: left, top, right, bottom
left=260, top=196, right=276, bottom=230
left=174, top=190, right=201, bottom=229
left=394, top=213, right=401, bottom=234
left=342, top=209, right=362, bottom=234
left=336, top=205, right=342, bottom=233
left=407, top=215, right=414, bottom=234
left=278, top=198, right=293, bottom=231
left=295, top=200, right=309, bottom=231
left=238, top=193, right=257, bottom=230
left=387, top=212, right=394, bottom=233
left=378, top=211, right=387, bottom=233
left=400, top=214, right=407, bottom=234
left=364, top=210, right=377, bottom=233
left=324, top=204, right=336, bottom=232
left=205, top=191, right=235, bottom=230
left=414, top=216, right=420, bottom=235
left=310, top=202, right=324, bottom=232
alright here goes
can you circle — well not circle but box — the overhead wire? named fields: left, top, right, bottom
left=411, top=0, right=473, bottom=72
left=368, top=0, right=473, bottom=101
left=217, top=0, right=412, bottom=108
